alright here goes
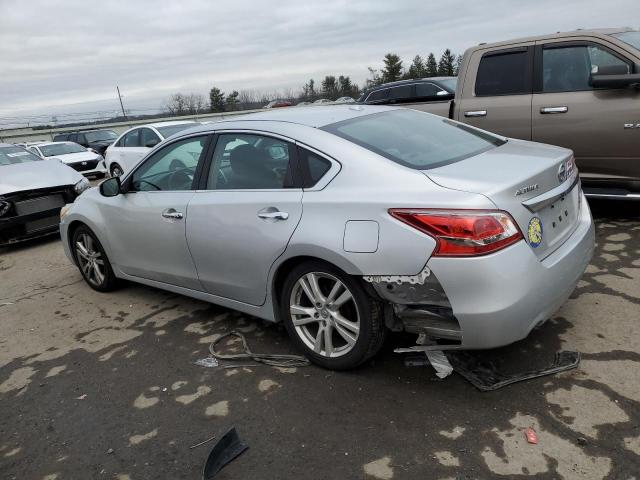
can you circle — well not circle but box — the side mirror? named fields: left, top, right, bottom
left=591, top=72, right=640, bottom=89
left=99, top=176, right=121, bottom=197
left=145, top=139, right=160, bottom=148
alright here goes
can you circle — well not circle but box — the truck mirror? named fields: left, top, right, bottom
left=591, top=72, right=640, bottom=89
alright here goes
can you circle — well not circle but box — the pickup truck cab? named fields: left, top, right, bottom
left=416, top=28, right=640, bottom=199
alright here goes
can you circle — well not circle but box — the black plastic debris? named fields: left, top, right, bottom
left=447, top=350, right=580, bottom=391
left=202, top=427, right=249, bottom=479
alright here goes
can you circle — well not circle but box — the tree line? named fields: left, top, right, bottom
left=163, top=49, right=462, bottom=115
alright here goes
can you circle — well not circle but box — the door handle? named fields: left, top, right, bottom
left=162, top=208, right=184, bottom=219
left=464, top=110, right=487, bottom=118
left=540, top=106, right=568, bottom=114
left=258, top=209, right=289, bottom=220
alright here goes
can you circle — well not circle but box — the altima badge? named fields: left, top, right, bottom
left=515, top=184, right=539, bottom=196
left=623, top=123, right=640, bottom=129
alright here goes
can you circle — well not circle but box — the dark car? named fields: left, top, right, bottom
left=52, top=129, right=118, bottom=156
left=358, top=77, right=457, bottom=105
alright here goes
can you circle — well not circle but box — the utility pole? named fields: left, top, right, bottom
left=116, top=86, right=127, bottom=120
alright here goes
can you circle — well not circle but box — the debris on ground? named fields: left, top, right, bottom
left=577, top=437, right=588, bottom=446
left=75, top=394, right=87, bottom=400
left=202, top=427, right=248, bottom=479
left=447, top=350, right=580, bottom=391
left=209, top=331, right=310, bottom=368
left=190, top=434, right=217, bottom=450
left=195, top=357, right=219, bottom=368
left=425, top=350, right=453, bottom=379
left=524, top=427, right=538, bottom=444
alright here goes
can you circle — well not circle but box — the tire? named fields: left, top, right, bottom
left=71, top=225, right=119, bottom=292
left=110, top=164, right=123, bottom=178
left=280, top=261, right=386, bottom=370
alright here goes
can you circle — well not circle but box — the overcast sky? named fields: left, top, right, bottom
left=0, top=0, right=638, bottom=127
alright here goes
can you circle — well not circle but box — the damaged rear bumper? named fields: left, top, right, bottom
left=366, top=194, right=595, bottom=349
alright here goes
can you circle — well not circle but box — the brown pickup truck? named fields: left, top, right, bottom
left=410, top=28, right=640, bottom=199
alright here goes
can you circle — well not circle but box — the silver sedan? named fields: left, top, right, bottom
left=60, top=105, right=594, bottom=370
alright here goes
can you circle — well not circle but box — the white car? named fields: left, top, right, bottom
left=105, top=121, right=198, bottom=177
left=27, top=141, right=107, bottom=178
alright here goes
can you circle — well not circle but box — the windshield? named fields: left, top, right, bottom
left=39, top=143, right=86, bottom=157
left=612, top=31, right=640, bottom=50
left=322, top=109, right=505, bottom=169
left=0, top=146, right=43, bottom=166
left=85, top=130, right=117, bottom=142
left=156, top=123, right=198, bottom=138
left=439, top=78, right=458, bottom=92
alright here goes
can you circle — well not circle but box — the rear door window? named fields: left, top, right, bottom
left=415, top=82, right=444, bottom=98
left=476, top=49, right=532, bottom=96
left=123, top=129, right=141, bottom=147
left=389, top=85, right=414, bottom=101
left=206, top=133, right=298, bottom=190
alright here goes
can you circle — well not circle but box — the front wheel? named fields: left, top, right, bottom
left=72, top=225, right=119, bottom=292
left=281, top=261, right=386, bottom=370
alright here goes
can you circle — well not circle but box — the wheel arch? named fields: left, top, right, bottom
left=269, top=251, right=375, bottom=323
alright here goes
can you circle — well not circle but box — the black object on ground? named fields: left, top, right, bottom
left=202, top=427, right=249, bottom=479
left=447, top=350, right=580, bottom=391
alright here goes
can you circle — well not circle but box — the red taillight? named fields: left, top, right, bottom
left=389, top=209, right=523, bottom=257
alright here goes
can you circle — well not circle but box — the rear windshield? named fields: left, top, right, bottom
left=438, top=78, right=457, bottom=92
left=0, top=146, right=43, bottom=166
left=612, top=31, right=640, bottom=50
left=322, top=109, right=505, bottom=169
left=39, top=143, right=86, bottom=157
left=156, top=123, right=198, bottom=138
left=85, top=130, right=117, bottom=142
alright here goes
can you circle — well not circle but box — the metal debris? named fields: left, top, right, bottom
left=195, top=357, right=219, bottom=368
left=524, top=427, right=538, bottom=444
left=209, top=331, right=310, bottom=368
left=425, top=350, right=453, bottom=378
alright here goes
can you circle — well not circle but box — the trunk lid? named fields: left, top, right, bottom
left=424, top=139, right=581, bottom=259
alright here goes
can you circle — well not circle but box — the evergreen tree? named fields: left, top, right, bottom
left=425, top=53, right=438, bottom=77
left=226, top=90, right=239, bottom=111
left=437, top=49, right=456, bottom=76
left=209, top=87, right=225, bottom=112
left=365, top=67, right=382, bottom=88
left=381, top=53, right=403, bottom=83
left=407, top=55, right=426, bottom=79
left=321, top=75, right=339, bottom=99
left=338, top=75, right=358, bottom=98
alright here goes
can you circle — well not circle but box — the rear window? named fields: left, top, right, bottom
left=366, top=89, right=389, bottom=103
left=156, top=123, right=198, bottom=138
left=475, top=49, right=531, bottom=96
left=612, top=31, right=640, bottom=50
left=322, top=109, right=505, bottom=170
left=0, top=146, right=43, bottom=166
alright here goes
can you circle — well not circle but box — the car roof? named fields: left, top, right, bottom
left=185, top=104, right=399, bottom=130
left=141, top=120, right=198, bottom=129
left=470, top=27, right=635, bottom=52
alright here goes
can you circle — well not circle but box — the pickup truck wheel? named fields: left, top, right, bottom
left=110, top=164, right=123, bottom=178
left=72, top=225, right=119, bottom=292
left=281, top=261, right=386, bottom=370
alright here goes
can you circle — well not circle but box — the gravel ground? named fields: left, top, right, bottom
left=0, top=199, right=638, bottom=480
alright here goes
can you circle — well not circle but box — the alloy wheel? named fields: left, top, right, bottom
left=75, top=233, right=105, bottom=287
left=289, top=272, right=360, bottom=358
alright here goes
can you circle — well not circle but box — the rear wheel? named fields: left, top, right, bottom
left=110, top=164, right=123, bottom=178
left=281, top=261, right=386, bottom=370
left=72, top=225, right=119, bottom=292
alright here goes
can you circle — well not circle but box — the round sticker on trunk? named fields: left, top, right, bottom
left=527, top=217, right=543, bottom=247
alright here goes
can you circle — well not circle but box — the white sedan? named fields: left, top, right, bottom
left=27, top=141, right=107, bottom=178
left=105, top=121, right=199, bottom=177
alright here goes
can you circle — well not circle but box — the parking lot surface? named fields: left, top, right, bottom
left=0, top=200, right=638, bottom=480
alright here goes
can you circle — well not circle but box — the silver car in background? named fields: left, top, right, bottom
left=0, top=144, right=90, bottom=246
left=60, top=105, right=594, bottom=370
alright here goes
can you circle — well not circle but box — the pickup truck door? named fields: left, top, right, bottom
left=455, top=45, right=534, bottom=140
left=531, top=39, right=640, bottom=182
